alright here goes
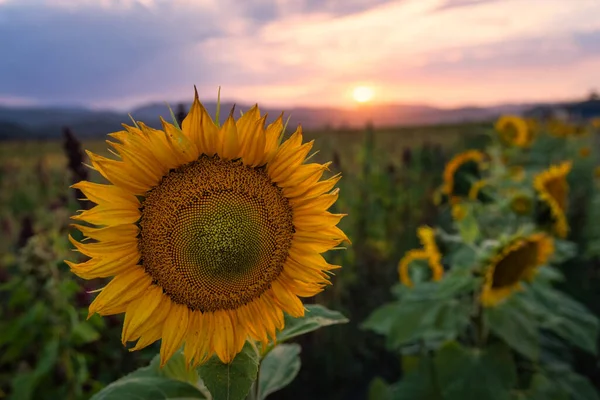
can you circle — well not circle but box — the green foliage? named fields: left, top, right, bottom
left=276, top=304, right=349, bottom=342
left=434, top=341, right=516, bottom=400
left=199, top=342, right=259, bottom=400
left=363, top=117, right=600, bottom=400
left=258, top=344, right=301, bottom=399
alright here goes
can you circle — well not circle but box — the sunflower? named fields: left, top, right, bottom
left=451, top=203, right=467, bottom=221
left=468, top=179, right=491, bottom=202
left=510, top=194, right=533, bottom=215
left=495, top=115, right=532, bottom=147
left=579, top=147, right=591, bottom=158
left=442, top=150, right=486, bottom=201
left=533, top=161, right=572, bottom=238
left=398, top=249, right=430, bottom=287
left=417, top=226, right=444, bottom=279
left=508, top=165, right=525, bottom=183
left=398, top=228, right=444, bottom=287
left=67, top=89, right=348, bottom=367
left=481, top=233, right=554, bottom=307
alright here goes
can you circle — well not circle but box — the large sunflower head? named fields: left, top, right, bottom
left=495, top=115, right=532, bottom=147
left=533, top=161, right=572, bottom=238
left=481, top=233, right=554, bottom=307
left=442, top=150, right=486, bottom=199
left=67, top=89, right=349, bottom=366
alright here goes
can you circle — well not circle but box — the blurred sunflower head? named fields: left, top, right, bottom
left=398, top=248, right=443, bottom=287
left=417, top=226, right=444, bottom=279
left=468, top=179, right=494, bottom=203
left=481, top=233, right=554, bottom=307
left=442, top=150, right=486, bottom=200
left=451, top=203, right=467, bottom=221
left=595, top=166, right=600, bottom=179
left=495, top=115, right=532, bottom=147
left=579, top=147, right=591, bottom=158
left=508, top=165, right=526, bottom=183
left=67, top=88, right=348, bottom=366
left=533, top=161, right=572, bottom=238
left=510, top=194, right=533, bottom=216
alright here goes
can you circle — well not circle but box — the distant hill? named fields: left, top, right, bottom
left=0, top=97, right=589, bottom=141
left=525, top=99, right=600, bottom=120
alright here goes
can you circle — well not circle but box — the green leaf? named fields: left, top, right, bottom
left=393, top=356, right=441, bottom=400
left=387, top=298, right=471, bottom=349
left=90, top=377, right=206, bottom=400
left=198, top=341, right=259, bottom=400
left=128, top=351, right=199, bottom=384
left=524, top=284, right=599, bottom=355
left=71, top=321, right=100, bottom=344
left=368, top=377, right=393, bottom=400
left=91, top=350, right=204, bottom=400
left=277, top=304, right=348, bottom=342
left=538, top=367, right=600, bottom=400
left=362, top=302, right=403, bottom=335
left=434, top=341, right=517, bottom=400
left=456, top=211, right=480, bottom=244
left=447, top=245, right=477, bottom=271
left=258, top=344, right=301, bottom=399
left=485, top=299, right=539, bottom=361
left=526, top=373, right=569, bottom=400
left=10, top=338, right=60, bottom=400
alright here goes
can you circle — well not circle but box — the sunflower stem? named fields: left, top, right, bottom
left=474, top=301, right=488, bottom=348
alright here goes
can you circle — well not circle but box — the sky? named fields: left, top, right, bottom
left=1, top=0, right=600, bottom=110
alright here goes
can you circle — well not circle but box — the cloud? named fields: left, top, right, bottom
left=1, top=0, right=600, bottom=109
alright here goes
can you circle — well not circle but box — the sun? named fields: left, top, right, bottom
left=352, top=86, right=374, bottom=103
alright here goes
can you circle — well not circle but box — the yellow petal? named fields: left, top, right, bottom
left=219, top=114, right=240, bottom=161
left=160, top=303, right=190, bottom=366
left=129, top=323, right=163, bottom=352
left=294, top=212, right=346, bottom=231
left=88, top=267, right=152, bottom=317
left=67, top=250, right=139, bottom=279
left=212, top=310, right=237, bottom=364
left=71, top=205, right=140, bottom=226
left=122, top=285, right=165, bottom=344
left=262, top=113, right=284, bottom=163
left=181, top=87, right=204, bottom=150
left=86, top=151, right=150, bottom=195
left=270, top=280, right=305, bottom=318
left=160, top=117, right=199, bottom=164
left=71, top=181, right=139, bottom=208
left=71, top=224, right=139, bottom=242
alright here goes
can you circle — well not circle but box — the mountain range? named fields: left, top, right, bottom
left=0, top=97, right=596, bottom=140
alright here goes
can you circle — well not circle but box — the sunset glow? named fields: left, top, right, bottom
left=353, top=86, right=374, bottom=103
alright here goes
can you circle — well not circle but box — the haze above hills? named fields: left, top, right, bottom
left=0, top=97, right=594, bottom=140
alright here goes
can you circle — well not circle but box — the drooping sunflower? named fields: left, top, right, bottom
left=67, top=89, right=349, bottom=367
left=398, top=249, right=429, bottom=287
left=533, top=161, right=572, bottom=238
left=442, top=150, right=486, bottom=202
left=481, top=233, right=554, bottom=307
left=495, top=115, right=532, bottom=147
left=398, top=227, right=444, bottom=287
left=417, top=226, right=444, bottom=280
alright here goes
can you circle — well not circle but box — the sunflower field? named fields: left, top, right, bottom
left=0, top=94, right=599, bottom=400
